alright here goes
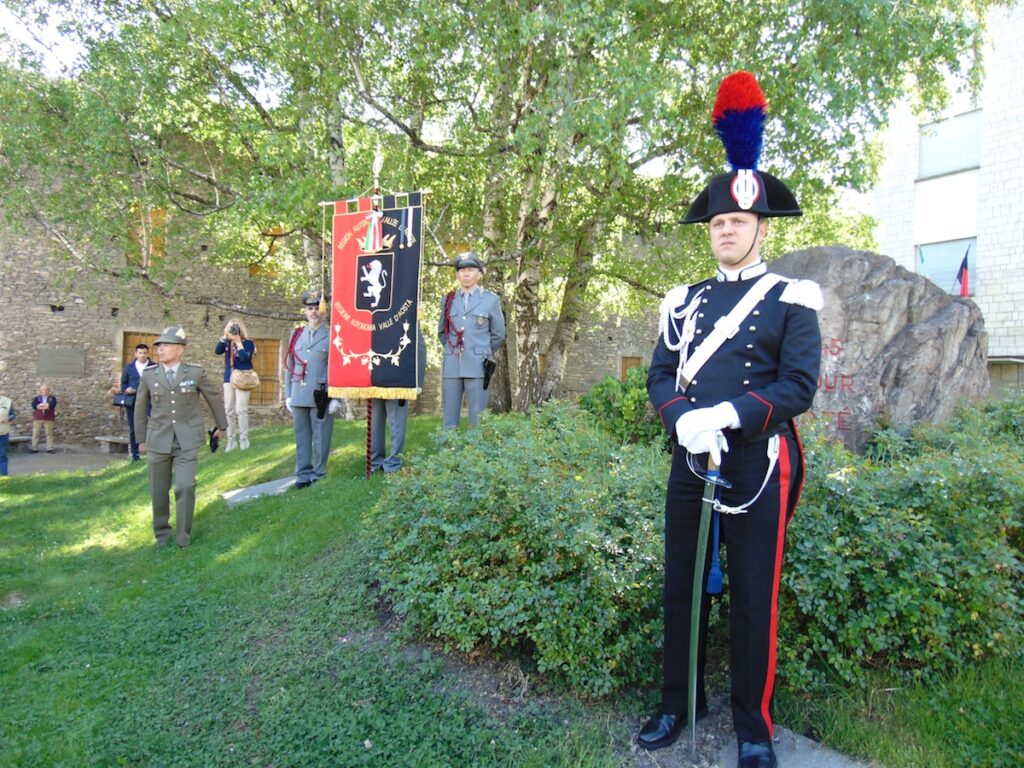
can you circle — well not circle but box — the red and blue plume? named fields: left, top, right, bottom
left=711, top=71, right=767, bottom=171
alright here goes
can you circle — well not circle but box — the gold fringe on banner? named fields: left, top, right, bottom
left=329, top=386, right=419, bottom=400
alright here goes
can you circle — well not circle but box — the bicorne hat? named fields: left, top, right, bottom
left=683, top=72, right=801, bottom=224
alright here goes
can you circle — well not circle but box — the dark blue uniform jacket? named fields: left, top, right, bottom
left=648, top=271, right=822, bottom=444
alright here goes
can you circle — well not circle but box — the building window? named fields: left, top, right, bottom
left=918, top=110, right=981, bottom=180
left=917, top=238, right=975, bottom=296
left=620, top=355, right=642, bottom=381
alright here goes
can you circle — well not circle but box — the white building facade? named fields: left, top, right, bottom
left=873, top=4, right=1024, bottom=394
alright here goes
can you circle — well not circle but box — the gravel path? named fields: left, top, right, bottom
left=5, top=443, right=127, bottom=476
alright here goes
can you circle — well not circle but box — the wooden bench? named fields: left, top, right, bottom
left=7, top=435, right=32, bottom=453
left=94, top=435, right=130, bottom=454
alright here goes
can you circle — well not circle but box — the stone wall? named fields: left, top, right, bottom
left=331, top=307, right=660, bottom=416
left=7, top=206, right=998, bottom=455
left=0, top=217, right=300, bottom=444
left=542, top=313, right=657, bottom=399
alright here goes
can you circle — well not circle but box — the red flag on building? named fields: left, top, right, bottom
left=955, top=248, right=970, bottom=297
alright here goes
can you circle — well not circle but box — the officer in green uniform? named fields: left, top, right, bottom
left=135, top=325, right=227, bottom=548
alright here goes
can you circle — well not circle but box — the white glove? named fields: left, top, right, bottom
left=285, top=397, right=293, bottom=414
left=675, top=403, right=740, bottom=447
left=327, top=398, right=343, bottom=417
left=683, top=429, right=730, bottom=466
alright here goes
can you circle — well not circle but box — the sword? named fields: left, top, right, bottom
left=688, top=439, right=725, bottom=756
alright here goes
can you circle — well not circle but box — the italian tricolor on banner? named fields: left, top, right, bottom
left=328, top=193, right=423, bottom=399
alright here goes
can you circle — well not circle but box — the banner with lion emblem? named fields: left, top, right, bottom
left=328, top=193, right=423, bottom=399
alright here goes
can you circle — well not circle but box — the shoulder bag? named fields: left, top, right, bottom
left=229, top=342, right=260, bottom=391
left=231, top=369, right=260, bottom=391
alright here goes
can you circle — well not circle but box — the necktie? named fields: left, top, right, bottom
left=167, top=367, right=177, bottom=387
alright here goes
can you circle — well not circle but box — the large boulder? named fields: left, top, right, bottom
left=771, top=246, right=989, bottom=451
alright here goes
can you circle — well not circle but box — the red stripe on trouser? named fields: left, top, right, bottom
left=760, top=437, right=791, bottom=739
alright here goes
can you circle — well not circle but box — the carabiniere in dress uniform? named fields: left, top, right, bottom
left=638, top=71, right=823, bottom=768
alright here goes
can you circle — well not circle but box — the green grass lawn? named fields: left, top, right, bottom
left=0, top=419, right=620, bottom=768
left=1, top=417, right=1020, bottom=767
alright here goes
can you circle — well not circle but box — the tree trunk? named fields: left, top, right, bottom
left=511, top=160, right=543, bottom=411
left=326, top=99, right=347, bottom=189
left=539, top=219, right=600, bottom=401
left=479, top=54, right=521, bottom=414
left=487, top=334, right=514, bottom=414
left=512, top=260, right=541, bottom=410
left=510, top=49, right=574, bottom=410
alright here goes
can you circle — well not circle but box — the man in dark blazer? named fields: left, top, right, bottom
left=119, top=343, right=152, bottom=461
left=438, top=253, right=506, bottom=429
left=135, top=326, right=227, bottom=548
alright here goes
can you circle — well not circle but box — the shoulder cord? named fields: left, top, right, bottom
left=441, top=290, right=464, bottom=353
left=686, top=433, right=780, bottom=515
left=663, top=287, right=708, bottom=353
left=284, top=326, right=308, bottom=380
left=675, top=274, right=784, bottom=392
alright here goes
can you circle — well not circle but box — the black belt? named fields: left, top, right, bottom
left=737, top=422, right=792, bottom=445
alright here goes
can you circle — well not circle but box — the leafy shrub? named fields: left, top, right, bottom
left=579, top=364, right=663, bottom=446
left=779, top=417, right=1024, bottom=689
left=941, top=395, right=1024, bottom=556
left=370, top=395, right=1024, bottom=699
left=369, top=402, right=668, bottom=697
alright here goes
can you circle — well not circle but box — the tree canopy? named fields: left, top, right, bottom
left=0, top=0, right=993, bottom=406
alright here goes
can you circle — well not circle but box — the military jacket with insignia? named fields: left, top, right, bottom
left=134, top=362, right=227, bottom=453
left=648, top=263, right=822, bottom=442
left=284, top=324, right=331, bottom=407
left=438, top=288, right=506, bottom=379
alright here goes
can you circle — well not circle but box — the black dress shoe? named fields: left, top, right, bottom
left=636, top=708, right=708, bottom=751
left=294, top=480, right=311, bottom=489
left=738, top=740, right=777, bottom=768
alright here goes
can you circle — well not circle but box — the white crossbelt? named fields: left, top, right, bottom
left=676, top=274, right=783, bottom=391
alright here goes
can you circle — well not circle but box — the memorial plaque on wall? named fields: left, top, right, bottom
left=37, top=346, right=87, bottom=377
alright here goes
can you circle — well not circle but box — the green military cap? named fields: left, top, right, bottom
left=154, top=325, right=187, bottom=346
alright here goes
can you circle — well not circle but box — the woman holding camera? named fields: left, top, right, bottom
left=215, top=318, right=256, bottom=451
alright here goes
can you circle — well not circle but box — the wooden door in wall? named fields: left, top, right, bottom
left=247, top=338, right=281, bottom=406
left=122, top=332, right=158, bottom=366
left=620, top=355, right=642, bottom=381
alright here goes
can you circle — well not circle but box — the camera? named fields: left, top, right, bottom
left=228, top=323, right=240, bottom=335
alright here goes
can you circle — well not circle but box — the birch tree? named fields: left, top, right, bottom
left=0, top=0, right=992, bottom=405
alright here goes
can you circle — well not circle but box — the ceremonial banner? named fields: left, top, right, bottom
left=328, top=192, right=423, bottom=399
